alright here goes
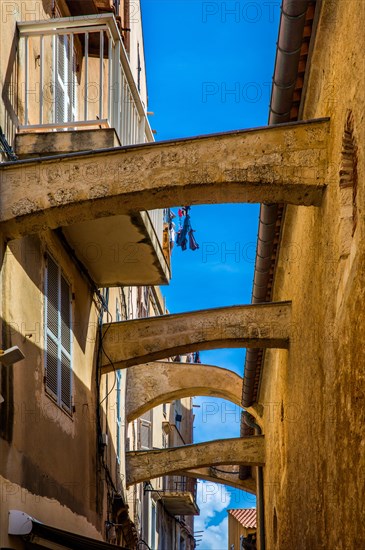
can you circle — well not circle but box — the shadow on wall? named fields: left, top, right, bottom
left=0, top=319, right=129, bottom=532
left=3, top=235, right=95, bottom=353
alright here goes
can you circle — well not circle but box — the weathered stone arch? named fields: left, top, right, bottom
left=126, top=361, right=244, bottom=422
left=0, top=119, right=329, bottom=239
left=101, top=302, right=291, bottom=373
left=126, top=436, right=265, bottom=486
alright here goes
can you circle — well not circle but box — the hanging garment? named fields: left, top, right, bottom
left=175, top=208, right=199, bottom=252
left=176, top=214, right=190, bottom=250
left=175, top=228, right=183, bottom=246
left=188, top=229, right=199, bottom=251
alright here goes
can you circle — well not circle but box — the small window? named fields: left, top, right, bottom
left=44, top=254, right=72, bottom=412
left=175, top=401, right=183, bottom=424
left=139, top=410, right=152, bottom=450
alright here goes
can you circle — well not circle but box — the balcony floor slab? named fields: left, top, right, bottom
left=14, top=128, right=120, bottom=160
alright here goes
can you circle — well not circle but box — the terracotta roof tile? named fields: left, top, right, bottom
left=228, top=508, right=257, bottom=529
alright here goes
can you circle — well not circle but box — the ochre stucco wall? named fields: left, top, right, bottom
left=0, top=233, right=104, bottom=544
left=259, top=1, right=365, bottom=547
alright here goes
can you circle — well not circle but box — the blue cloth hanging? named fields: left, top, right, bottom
left=175, top=207, right=199, bottom=252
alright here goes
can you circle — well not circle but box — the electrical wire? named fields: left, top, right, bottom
left=137, top=539, right=152, bottom=549
left=94, top=289, right=121, bottom=528
left=98, top=289, right=117, bottom=406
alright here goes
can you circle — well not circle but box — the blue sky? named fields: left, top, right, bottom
left=141, top=1, right=280, bottom=547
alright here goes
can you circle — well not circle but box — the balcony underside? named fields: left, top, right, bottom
left=126, top=436, right=265, bottom=486
left=65, top=0, right=99, bottom=16
left=65, top=0, right=115, bottom=18
left=0, top=119, right=329, bottom=240
left=62, top=211, right=169, bottom=286
left=126, top=361, right=245, bottom=422
left=159, top=493, right=200, bottom=516
left=13, top=129, right=169, bottom=286
left=100, top=302, right=291, bottom=373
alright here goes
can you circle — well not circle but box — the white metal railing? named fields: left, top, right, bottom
left=15, top=14, right=171, bottom=267
left=16, top=14, right=153, bottom=144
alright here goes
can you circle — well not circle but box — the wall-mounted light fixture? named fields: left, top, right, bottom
left=0, top=346, right=25, bottom=404
left=0, top=346, right=25, bottom=367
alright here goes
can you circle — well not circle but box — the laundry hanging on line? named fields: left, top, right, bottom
left=175, top=206, right=200, bottom=252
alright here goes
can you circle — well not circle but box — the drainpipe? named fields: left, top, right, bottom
left=243, top=411, right=265, bottom=550
left=242, top=0, right=310, bottom=410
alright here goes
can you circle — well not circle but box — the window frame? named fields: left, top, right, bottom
left=44, top=253, right=73, bottom=414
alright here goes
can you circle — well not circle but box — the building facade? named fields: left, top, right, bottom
left=0, top=1, right=197, bottom=548
left=227, top=508, right=257, bottom=550
left=241, top=0, right=365, bottom=548
left=1, top=0, right=364, bottom=549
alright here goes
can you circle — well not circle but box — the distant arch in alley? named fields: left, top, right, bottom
left=126, top=436, right=265, bottom=486
left=126, top=361, right=245, bottom=422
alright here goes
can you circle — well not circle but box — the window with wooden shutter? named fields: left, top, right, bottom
left=139, top=410, right=152, bottom=450
left=45, top=254, right=72, bottom=412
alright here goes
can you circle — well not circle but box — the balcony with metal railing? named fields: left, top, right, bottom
left=6, top=14, right=170, bottom=286
left=160, top=475, right=200, bottom=516
left=15, top=14, right=152, bottom=143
